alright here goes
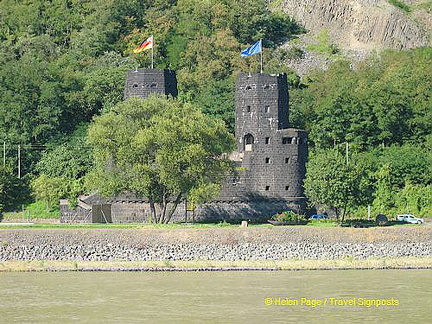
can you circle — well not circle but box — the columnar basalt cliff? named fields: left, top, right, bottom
left=61, top=69, right=308, bottom=223
left=275, top=0, right=431, bottom=51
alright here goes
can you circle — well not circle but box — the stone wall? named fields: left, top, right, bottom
left=1, top=227, right=430, bottom=261
left=60, top=196, right=306, bottom=223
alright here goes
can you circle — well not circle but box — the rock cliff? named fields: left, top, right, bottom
left=273, top=0, right=431, bottom=51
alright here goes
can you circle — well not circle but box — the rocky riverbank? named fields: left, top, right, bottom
left=1, top=227, right=431, bottom=263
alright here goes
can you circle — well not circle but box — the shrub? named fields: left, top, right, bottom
left=387, top=0, right=411, bottom=12
left=272, top=210, right=307, bottom=222
left=285, top=47, right=305, bottom=60
left=306, top=29, right=340, bottom=55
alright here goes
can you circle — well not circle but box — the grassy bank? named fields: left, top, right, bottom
left=0, top=221, right=421, bottom=230
left=1, top=257, right=431, bottom=272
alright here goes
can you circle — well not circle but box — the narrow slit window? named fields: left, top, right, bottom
left=246, top=105, right=251, bottom=112
left=285, top=186, right=289, bottom=190
left=265, top=157, right=270, bottom=164
left=285, top=157, right=289, bottom=164
left=265, top=137, right=270, bottom=144
left=265, top=106, right=270, bottom=113
left=265, top=186, right=270, bottom=191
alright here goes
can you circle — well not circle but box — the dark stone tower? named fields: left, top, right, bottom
left=234, top=72, right=307, bottom=201
left=124, top=68, right=178, bottom=99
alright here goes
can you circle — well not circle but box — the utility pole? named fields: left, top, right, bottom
left=345, top=142, right=349, bottom=165
left=17, top=144, right=21, bottom=179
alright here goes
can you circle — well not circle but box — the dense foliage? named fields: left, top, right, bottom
left=299, top=48, right=431, bottom=218
left=291, top=48, right=431, bottom=150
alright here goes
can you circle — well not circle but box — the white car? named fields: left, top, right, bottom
left=396, top=214, right=424, bottom=224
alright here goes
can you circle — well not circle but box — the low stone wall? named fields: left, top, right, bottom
left=60, top=199, right=307, bottom=223
left=0, top=227, right=431, bottom=261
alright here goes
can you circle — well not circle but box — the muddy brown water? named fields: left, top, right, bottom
left=0, top=269, right=431, bottom=323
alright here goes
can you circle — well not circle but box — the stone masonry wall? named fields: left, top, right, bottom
left=1, top=227, right=430, bottom=261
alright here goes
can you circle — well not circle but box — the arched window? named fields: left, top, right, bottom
left=244, top=134, right=254, bottom=152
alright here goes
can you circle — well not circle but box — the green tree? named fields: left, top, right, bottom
left=87, top=95, right=235, bottom=223
left=294, top=48, right=432, bottom=150
left=31, top=174, right=70, bottom=211
left=304, top=149, right=368, bottom=220
left=0, top=167, right=31, bottom=213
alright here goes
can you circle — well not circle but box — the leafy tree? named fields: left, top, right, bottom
left=32, top=124, right=93, bottom=208
left=87, top=96, right=235, bottom=223
left=0, top=167, right=31, bottom=213
left=304, top=149, right=369, bottom=220
left=35, top=124, right=93, bottom=179
left=294, top=48, right=432, bottom=150
left=31, top=174, right=70, bottom=211
left=394, top=183, right=431, bottom=217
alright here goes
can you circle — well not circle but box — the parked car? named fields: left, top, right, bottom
left=310, top=214, right=329, bottom=220
left=396, top=214, right=424, bottom=224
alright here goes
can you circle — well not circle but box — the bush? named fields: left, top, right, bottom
left=272, top=210, right=307, bottom=222
left=306, top=29, right=340, bottom=55
left=387, top=0, right=411, bottom=12
left=285, top=47, right=305, bottom=60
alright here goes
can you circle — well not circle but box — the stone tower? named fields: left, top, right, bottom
left=124, top=68, right=177, bottom=99
left=234, top=72, right=307, bottom=201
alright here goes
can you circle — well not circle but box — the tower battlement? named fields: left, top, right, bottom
left=124, top=68, right=177, bottom=99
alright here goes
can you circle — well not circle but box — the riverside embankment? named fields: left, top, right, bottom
left=1, top=227, right=431, bottom=271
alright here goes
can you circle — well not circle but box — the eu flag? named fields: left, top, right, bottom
left=241, top=40, right=262, bottom=57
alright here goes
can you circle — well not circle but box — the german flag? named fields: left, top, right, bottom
left=133, top=36, right=153, bottom=54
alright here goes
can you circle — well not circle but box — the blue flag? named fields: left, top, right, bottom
left=241, top=40, right=262, bottom=57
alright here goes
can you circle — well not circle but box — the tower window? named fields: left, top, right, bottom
left=285, top=157, right=289, bottom=164
left=265, top=157, right=270, bottom=164
left=285, top=186, right=289, bottom=191
left=245, top=85, right=252, bottom=90
left=265, top=186, right=270, bottom=191
left=265, top=106, right=270, bottom=113
left=246, top=105, right=251, bottom=112
left=282, top=137, right=293, bottom=144
left=244, top=134, right=254, bottom=152
left=232, top=176, right=240, bottom=186
left=132, top=83, right=138, bottom=88
left=265, top=137, right=270, bottom=144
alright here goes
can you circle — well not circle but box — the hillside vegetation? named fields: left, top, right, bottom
left=0, top=0, right=430, bottom=219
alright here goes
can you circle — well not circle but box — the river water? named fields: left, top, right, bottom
left=0, top=269, right=431, bottom=323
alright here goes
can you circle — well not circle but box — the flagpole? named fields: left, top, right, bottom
left=260, top=39, right=263, bottom=73
left=151, top=35, right=154, bottom=69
